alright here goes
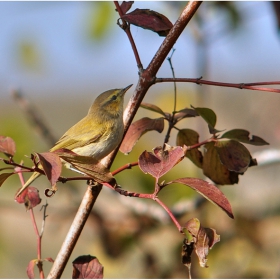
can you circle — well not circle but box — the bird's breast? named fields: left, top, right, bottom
left=72, top=119, right=124, bottom=161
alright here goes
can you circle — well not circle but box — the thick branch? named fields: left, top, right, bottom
left=47, top=184, right=102, bottom=279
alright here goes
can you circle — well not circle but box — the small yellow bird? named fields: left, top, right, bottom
left=17, top=84, right=132, bottom=196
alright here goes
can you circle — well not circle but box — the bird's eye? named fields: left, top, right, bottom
left=111, top=95, right=117, bottom=101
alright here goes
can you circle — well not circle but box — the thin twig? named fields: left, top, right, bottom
left=114, top=1, right=143, bottom=71
left=154, top=197, right=183, bottom=232
left=11, top=89, right=57, bottom=146
left=164, top=48, right=177, bottom=145
left=155, top=77, right=280, bottom=93
left=111, top=161, right=138, bottom=176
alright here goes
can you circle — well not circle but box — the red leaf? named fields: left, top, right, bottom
left=168, top=178, right=234, bottom=218
left=36, top=152, right=62, bottom=186
left=53, top=149, right=116, bottom=186
left=120, top=117, right=164, bottom=154
left=0, top=136, right=16, bottom=157
left=15, top=186, right=41, bottom=210
left=120, top=1, right=134, bottom=14
left=122, top=8, right=173, bottom=36
left=72, top=255, right=104, bottom=279
left=26, top=259, right=37, bottom=279
left=138, top=144, right=185, bottom=179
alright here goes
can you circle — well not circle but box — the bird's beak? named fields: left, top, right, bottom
left=120, top=84, right=133, bottom=96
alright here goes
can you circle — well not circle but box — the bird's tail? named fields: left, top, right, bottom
left=16, top=171, right=41, bottom=197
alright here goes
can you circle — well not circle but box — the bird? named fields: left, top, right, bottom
left=16, top=84, right=133, bottom=196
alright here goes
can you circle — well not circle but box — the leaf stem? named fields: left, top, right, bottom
left=112, top=161, right=139, bottom=176
left=114, top=1, right=143, bottom=71
left=154, top=197, right=183, bottom=232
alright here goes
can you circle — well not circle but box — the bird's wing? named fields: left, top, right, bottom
left=50, top=116, right=105, bottom=152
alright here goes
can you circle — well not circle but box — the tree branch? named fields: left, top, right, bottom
left=47, top=2, right=202, bottom=278
left=47, top=184, right=102, bottom=279
left=155, top=77, right=280, bottom=93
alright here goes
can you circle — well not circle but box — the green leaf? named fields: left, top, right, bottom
left=176, top=129, right=203, bottom=168
left=221, top=129, right=269, bottom=146
left=191, top=106, right=220, bottom=134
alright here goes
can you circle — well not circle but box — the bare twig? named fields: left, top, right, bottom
left=114, top=1, right=143, bottom=71
left=11, top=89, right=57, bottom=146
left=155, top=78, right=280, bottom=93
left=164, top=49, right=177, bottom=145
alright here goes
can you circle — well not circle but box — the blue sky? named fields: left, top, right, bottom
left=0, top=1, right=279, bottom=100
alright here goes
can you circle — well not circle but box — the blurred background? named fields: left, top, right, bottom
left=1, top=1, right=280, bottom=278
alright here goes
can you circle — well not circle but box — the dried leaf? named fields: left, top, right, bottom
left=140, top=102, right=166, bottom=117
left=138, top=144, right=185, bottom=179
left=120, top=117, right=164, bottom=154
left=181, top=238, right=194, bottom=269
left=26, top=259, right=37, bottom=279
left=185, top=218, right=220, bottom=268
left=176, top=129, right=203, bottom=168
left=53, top=149, right=116, bottom=186
left=36, top=152, right=62, bottom=186
left=15, top=186, right=41, bottom=210
left=0, top=136, right=16, bottom=157
left=221, top=129, right=269, bottom=146
left=216, top=140, right=252, bottom=173
left=122, top=8, right=173, bottom=36
left=72, top=255, right=104, bottom=279
left=120, top=1, right=134, bottom=14
left=0, top=172, right=14, bottom=187
left=203, top=142, right=239, bottom=185
left=168, top=178, right=234, bottom=218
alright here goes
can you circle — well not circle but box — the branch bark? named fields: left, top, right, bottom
left=47, top=184, right=102, bottom=278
